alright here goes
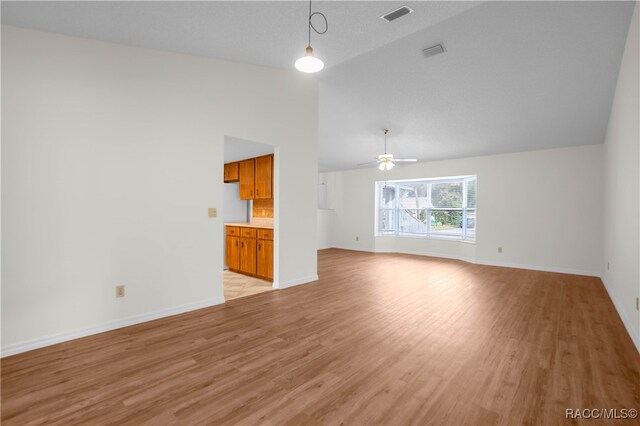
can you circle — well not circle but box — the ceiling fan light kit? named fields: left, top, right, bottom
left=295, top=0, right=327, bottom=73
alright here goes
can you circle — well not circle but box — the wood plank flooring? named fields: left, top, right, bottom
left=2, top=249, right=639, bottom=425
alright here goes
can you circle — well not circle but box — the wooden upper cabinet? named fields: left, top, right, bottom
left=230, top=154, right=272, bottom=200
left=239, top=159, right=255, bottom=200
left=254, top=155, right=273, bottom=200
left=224, top=162, right=239, bottom=183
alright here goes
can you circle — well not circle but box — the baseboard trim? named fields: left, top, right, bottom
left=330, top=245, right=377, bottom=253
left=1, top=297, right=225, bottom=358
left=277, top=275, right=319, bottom=289
left=600, top=275, right=640, bottom=353
left=330, top=245, right=599, bottom=277
left=475, top=260, right=600, bottom=277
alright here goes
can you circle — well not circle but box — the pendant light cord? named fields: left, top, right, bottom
left=307, top=0, right=328, bottom=47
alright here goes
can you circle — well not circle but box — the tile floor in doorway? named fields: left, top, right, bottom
left=223, top=270, right=273, bottom=301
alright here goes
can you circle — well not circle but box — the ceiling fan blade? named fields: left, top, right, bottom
left=357, top=160, right=381, bottom=166
left=393, top=158, right=418, bottom=162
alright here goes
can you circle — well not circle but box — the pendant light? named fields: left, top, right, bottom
left=295, top=0, right=328, bottom=73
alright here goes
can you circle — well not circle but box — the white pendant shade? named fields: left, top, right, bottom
left=295, top=46, right=324, bottom=73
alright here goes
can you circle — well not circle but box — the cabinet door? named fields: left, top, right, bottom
left=257, top=239, right=273, bottom=281
left=239, top=237, right=257, bottom=274
left=226, top=236, right=240, bottom=270
left=224, top=162, right=239, bottom=182
left=239, top=159, right=255, bottom=200
left=254, top=155, right=273, bottom=199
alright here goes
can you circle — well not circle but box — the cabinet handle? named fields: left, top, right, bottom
left=236, top=241, right=238, bottom=247
left=241, top=242, right=244, bottom=248
left=258, top=244, right=261, bottom=250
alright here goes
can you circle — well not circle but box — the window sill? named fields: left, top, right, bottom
left=375, top=234, right=476, bottom=244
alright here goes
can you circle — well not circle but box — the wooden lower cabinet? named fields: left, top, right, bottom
left=239, top=237, right=257, bottom=275
left=226, top=236, right=240, bottom=270
left=226, top=225, right=273, bottom=282
left=257, top=239, right=273, bottom=280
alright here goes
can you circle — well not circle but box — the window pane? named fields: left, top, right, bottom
left=430, top=210, right=464, bottom=236
left=399, top=184, right=415, bottom=200
left=378, top=209, right=396, bottom=233
left=398, top=184, right=428, bottom=210
left=431, top=182, right=463, bottom=208
left=399, top=209, right=428, bottom=234
left=465, top=209, right=476, bottom=240
left=380, top=184, right=396, bottom=208
left=466, top=179, right=477, bottom=209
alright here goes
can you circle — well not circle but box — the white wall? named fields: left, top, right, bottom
left=1, top=27, right=318, bottom=355
left=320, top=144, right=603, bottom=276
left=317, top=172, right=335, bottom=250
left=223, top=183, right=248, bottom=224
left=317, top=210, right=334, bottom=250
left=602, top=4, right=639, bottom=350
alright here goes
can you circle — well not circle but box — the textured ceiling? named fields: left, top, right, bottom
left=0, top=1, right=480, bottom=70
left=2, top=1, right=635, bottom=171
left=318, top=1, right=635, bottom=170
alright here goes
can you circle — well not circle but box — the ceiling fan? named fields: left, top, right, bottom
left=359, top=129, right=417, bottom=170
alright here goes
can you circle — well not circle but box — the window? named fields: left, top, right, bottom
left=376, top=176, right=477, bottom=241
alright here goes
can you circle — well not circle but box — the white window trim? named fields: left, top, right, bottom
left=374, top=175, right=477, bottom=241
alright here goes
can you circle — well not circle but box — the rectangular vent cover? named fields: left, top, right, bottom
left=422, top=44, right=445, bottom=58
left=381, top=6, right=413, bottom=22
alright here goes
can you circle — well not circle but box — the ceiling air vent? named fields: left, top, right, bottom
left=381, top=6, right=413, bottom=22
left=422, top=44, right=445, bottom=58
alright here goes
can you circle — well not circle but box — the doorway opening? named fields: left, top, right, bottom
left=223, top=136, right=276, bottom=301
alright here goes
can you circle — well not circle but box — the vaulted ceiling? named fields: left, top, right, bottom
left=2, top=1, right=635, bottom=171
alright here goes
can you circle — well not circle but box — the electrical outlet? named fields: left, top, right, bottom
left=116, top=285, right=125, bottom=298
left=498, top=247, right=502, bottom=253
left=208, top=208, right=217, bottom=218
left=356, top=236, right=359, bottom=241
left=636, top=297, right=639, bottom=311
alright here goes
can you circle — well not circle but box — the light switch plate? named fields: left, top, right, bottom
left=208, top=208, right=217, bottom=218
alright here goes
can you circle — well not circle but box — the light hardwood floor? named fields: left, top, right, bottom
left=223, top=270, right=273, bottom=300
left=2, top=249, right=639, bottom=425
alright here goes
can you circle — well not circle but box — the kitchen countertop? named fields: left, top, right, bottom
left=225, top=222, right=274, bottom=230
